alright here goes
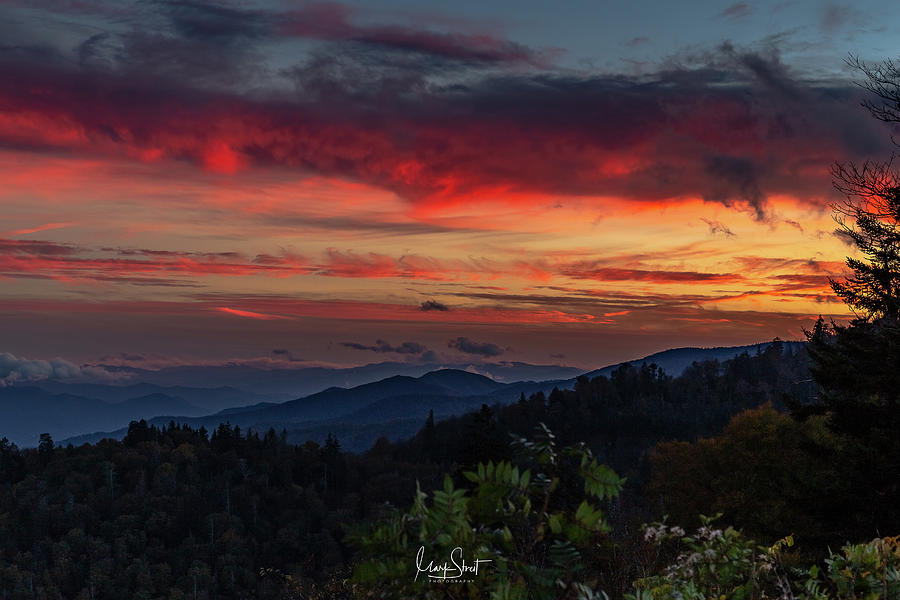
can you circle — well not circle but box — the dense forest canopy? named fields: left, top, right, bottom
left=0, top=342, right=812, bottom=599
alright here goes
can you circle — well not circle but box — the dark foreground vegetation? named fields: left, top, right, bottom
left=0, top=321, right=895, bottom=600
left=0, top=339, right=812, bottom=599
left=5, top=57, right=900, bottom=598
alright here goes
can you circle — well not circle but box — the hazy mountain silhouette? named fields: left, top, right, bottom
left=163, top=369, right=505, bottom=430
left=91, top=361, right=582, bottom=395
left=60, top=369, right=552, bottom=447
left=29, top=381, right=288, bottom=412
left=581, top=341, right=806, bottom=380
left=7, top=363, right=573, bottom=448
left=0, top=387, right=200, bottom=446
left=46, top=342, right=806, bottom=451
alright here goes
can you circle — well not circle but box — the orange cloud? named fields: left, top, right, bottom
left=3, top=222, right=74, bottom=236
left=216, top=307, right=293, bottom=320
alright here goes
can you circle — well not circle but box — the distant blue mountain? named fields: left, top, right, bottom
left=0, top=387, right=200, bottom=447
left=92, top=361, right=582, bottom=395
left=51, top=341, right=807, bottom=452
left=132, top=369, right=506, bottom=432
left=582, top=341, right=806, bottom=379
left=60, top=369, right=533, bottom=447
left=8, top=362, right=576, bottom=448
left=29, top=381, right=289, bottom=413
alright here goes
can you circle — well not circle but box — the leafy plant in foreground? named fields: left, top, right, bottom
left=631, top=517, right=900, bottom=600
left=349, top=423, right=624, bottom=599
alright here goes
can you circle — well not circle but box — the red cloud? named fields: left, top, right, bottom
left=0, top=43, right=885, bottom=220
left=0, top=241, right=313, bottom=282
left=216, top=307, right=293, bottom=320
left=0, top=238, right=844, bottom=296
left=2, top=222, right=73, bottom=236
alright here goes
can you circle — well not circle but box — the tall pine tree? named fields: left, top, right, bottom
left=805, top=55, right=900, bottom=534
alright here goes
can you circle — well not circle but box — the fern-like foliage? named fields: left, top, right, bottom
left=349, top=423, right=622, bottom=599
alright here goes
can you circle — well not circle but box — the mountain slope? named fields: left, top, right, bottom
left=147, top=369, right=503, bottom=432
left=29, top=381, right=287, bottom=413
left=61, top=369, right=513, bottom=447
left=582, top=341, right=806, bottom=379
left=0, top=387, right=200, bottom=446
left=88, top=361, right=582, bottom=395
left=59, top=342, right=808, bottom=451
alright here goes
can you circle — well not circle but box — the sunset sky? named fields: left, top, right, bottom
left=1, top=0, right=898, bottom=372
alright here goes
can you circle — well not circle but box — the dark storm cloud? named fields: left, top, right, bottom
left=157, top=0, right=270, bottom=42
left=447, top=337, right=504, bottom=357
left=341, top=339, right=428, bottom=354
left=420, top=300, right=450, bottom=311
left=0, top=3, right=891, bottom=220
left=37, top=0, right=541, bottom=74
left=702, top=155, right=766, bottom=220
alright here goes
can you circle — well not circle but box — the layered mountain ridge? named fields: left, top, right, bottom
left=0, top=342, right=801, bottom=449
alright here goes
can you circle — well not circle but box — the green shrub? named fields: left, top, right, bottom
left=631, top=518, right=900, bottom=600
left=348, top=423, right=624, bottom=599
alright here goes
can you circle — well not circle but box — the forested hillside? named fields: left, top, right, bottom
left=0, top=342, right=811, bottom=599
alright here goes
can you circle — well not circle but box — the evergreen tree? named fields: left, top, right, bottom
left=830, top=166, right=900, bottom=320
left=422, top=409, right=436, bottom=462
left=37, top=432, right=54, bottom=459
left=803, top=55, right=900, bottom=535
left=829, top=57, right=900, bottom=320
left=807, top=56, right=900, bottom=429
